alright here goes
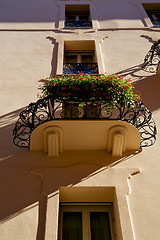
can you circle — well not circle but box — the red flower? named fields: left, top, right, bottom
left=51, top=83, right=56, bottom=86
left=61, top=86, right=66, bottom=90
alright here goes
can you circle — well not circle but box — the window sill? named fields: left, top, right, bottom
left=151, top=25, right=160, bottom=28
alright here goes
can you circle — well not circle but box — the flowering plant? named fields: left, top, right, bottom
left=38, top=74, right=141, bottom=108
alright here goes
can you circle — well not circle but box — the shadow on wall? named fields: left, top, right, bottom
left=0, top=1, right=59, bottom=24
left=46, top=37, right=58, bottom=77
left=135, top=74, right=160, bottom=112
left=115, top=64, right=145, bottom=80
left=0, top=108, right=140, bottom=240
left=0, top=1, right=147, bottom=23
left=116, top=66, right=160, bottom=112
left=1, top=65, right=160, bottom=238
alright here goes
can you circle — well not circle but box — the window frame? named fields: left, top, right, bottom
left=146, top=10, right=160, bottom=26
left=65, top=5, right=92, bottom=28
left=62, top=41, right=100, bottom=74
left=56, top=40, right=104, bottom=75
left=59, top=203, right=116, bottom=240
left=142, top=3, right=160, bottom=27
left=64, top=50, right=95, bottom=64
left=58, top=2, right=99, bottom=29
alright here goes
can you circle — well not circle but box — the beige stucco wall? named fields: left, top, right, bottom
left=0, top=0, right=160, bottom=239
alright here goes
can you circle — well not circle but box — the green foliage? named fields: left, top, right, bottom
left=38, top=74, right=141, bottom=108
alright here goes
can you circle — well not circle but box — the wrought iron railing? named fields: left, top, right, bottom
left=65, top=21, right=92, bottom=28
left=142, top=39, right=160, bottom=73
left=152, top=20, right=160, bottom=26
left=13, top=96, right=157, bottom=148
left=63, top=63, right=98, bottom=74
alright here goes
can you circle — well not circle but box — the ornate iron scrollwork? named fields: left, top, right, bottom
left=65, top=21, right=92, bottom=28
left=142, top=39, right=160, bottom=73
left=63, top=63, right=98, bottom=74
left=13, top=96, right=157, bottom=148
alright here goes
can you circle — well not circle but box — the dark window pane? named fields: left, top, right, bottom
left=81, top=55, right=93, bottom=63
left=79, top=16, right=89, bottom=21
left=65, top=55, right=77, bottom=63
left=90, top=212, right=112, bottom=240
left=62, top=212, right=82, bottom=240
left=155, top=13, right=160, bottom=20
left=66, top=16, right=76, bottom=21
left=146, top=11, right=160, bottom=21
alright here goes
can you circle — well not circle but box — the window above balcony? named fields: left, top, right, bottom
left=65, top=4, right=92, bottom=28
left=142, top=3, right=160, bottom=26
left=63, top=41, right=98, bottom=74
left=146, top=10, right=160, bottom=26
left=64, top=50, right=98, bottom=74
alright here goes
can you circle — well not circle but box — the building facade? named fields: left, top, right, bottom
left=0, top=0, right=160, bottom=239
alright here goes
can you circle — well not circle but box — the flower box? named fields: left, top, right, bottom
left=38, top=74, right=140, bottom=110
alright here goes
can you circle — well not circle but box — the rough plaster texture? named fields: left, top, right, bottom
left=0, top=0, right=160, bottom=239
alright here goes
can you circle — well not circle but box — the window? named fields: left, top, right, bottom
left=65, top=4, right=92, bottom=28
left=63, top=41, right=98, bottom=74
left=146, top=10, right=160, bottom=26
left=64, top=51, right=94, bottom=64
left=142, top=3, right=160, bottom=26
left=59, top=203, right=116, bottom=240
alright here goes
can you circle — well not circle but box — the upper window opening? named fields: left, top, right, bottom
left=65, top=4, right=92, bottom=28
left=142, top=3, right=160, bottom=26
left=63, top=41, right=98, bottom=74
left=147, top=10, right=160, bottom=26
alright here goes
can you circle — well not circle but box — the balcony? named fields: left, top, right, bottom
left=63, top=63, right=98, bottom=74
left=13, top=74, right=157, bottom=151
left=142, top=39, right=160, bottom=73
left=13, top=95, right=156, bottom=151
left=65, top=21, right=92, bottom=28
